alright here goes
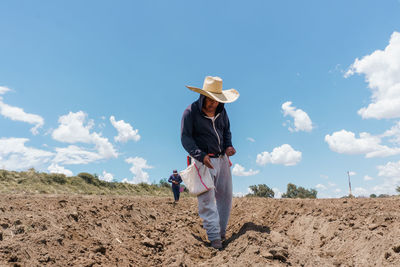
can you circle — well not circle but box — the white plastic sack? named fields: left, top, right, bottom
left=179, top=158, right=214, bottom=196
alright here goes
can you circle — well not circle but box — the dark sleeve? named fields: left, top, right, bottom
left=177, top=174, right=183, bottom=184
left=222, top=110, right=232, bottom=149
left=181, top=107, right=207, bottom=163
left=168, top=175, right=173, bottom=183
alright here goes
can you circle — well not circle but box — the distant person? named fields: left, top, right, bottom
left=168, top=170, right=183, bottom=203
left=181, top=76, right=239, bottom=249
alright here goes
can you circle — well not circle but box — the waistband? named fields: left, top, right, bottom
left=208, top=152, right=225, bottom=158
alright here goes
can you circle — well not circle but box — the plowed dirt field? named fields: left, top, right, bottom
left=1, top=194, right=399, bottom=266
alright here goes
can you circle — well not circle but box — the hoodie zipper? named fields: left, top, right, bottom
left=211, top=113, right=221, bottom=153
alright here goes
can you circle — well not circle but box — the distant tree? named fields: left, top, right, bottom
left=370, top=194, right=377, bottom=198
left=396, top=186, right=400, bottom=194
left=247, top=184, right=275, bottom=198
left=378, top=194, right=390, bottom=198
left=281, top=183, right=317, bottom=199
left=159, top=178, right=170, bottom=188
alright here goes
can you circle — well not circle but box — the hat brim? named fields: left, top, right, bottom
left=186, top=86, right=239, bottom=103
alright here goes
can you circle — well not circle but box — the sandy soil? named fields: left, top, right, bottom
left=0, top=194, right=399, bottom=266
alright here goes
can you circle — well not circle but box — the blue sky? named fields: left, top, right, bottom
left=1, top=0, right=400, bottom=198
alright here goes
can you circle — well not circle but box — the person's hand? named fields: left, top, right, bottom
left=203, top=155, right=214, bottom=169
left=225, top=146, right=236, bottom=156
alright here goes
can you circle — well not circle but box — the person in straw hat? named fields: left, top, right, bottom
left=181, top=76, right=239, bottom=249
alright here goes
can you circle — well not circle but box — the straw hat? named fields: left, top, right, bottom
left=186, top=76, right=239, bottom=103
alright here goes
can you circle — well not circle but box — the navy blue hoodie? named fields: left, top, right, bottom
left=168, top=174, right=182, bottom=188
left=181, top=95, right=232, bottom=163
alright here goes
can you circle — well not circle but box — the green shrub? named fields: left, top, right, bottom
left=98, top=180, right=108, bottom=187
left=55, top=176, right=67, bottom=184
left=41, top=176, right=54, bottom=185
left=138, top=182, right=150, bottom=191
left=247, top=184, right=275, bottom=198
left=103, top=181, right=117, bottom=189
left=282, top=183, right=317, bottom=199
left=28, top=168, right=37, bottom=173
left=70, top=176, right=84, bottom=186
left=78, top=172, right=99, bottom=186
left=378, top=194, right=390, bottom=198
left=0, top=169, right=192, bottom=197
left=159, top=178, right=170, bottom=188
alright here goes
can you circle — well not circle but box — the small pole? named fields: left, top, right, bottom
left=347, top=171, right=353, bottom=197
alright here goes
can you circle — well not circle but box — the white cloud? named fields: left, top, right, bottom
left=364, top=160, right=400, bottom=195
left=233, top=191, right=247, bottom=197
left=232, top=163, right=259, bottom=176
left=52, top=111, right=94, bottom=143
left=0, top=86, right=11, bottom=95
left=345, top=32, right=400, bottom=119
left=281, top=101, right=313, bottom=132
left=0, top=138, right=54, bottom=170
left=100, top=170, right=114, bottom=182
left=381, top=121, right=400, bottom=145
left=125, top=157, right=153, bottom=184
left=256, top=144, right=302, bottom=166
left=315, top=184, right=327, bottom=190
left=325, top=129, right=400, bottom=158
left=272, top=187, right=282, bottom=198
left=378, top=160, right=400, bottom=178
left=0, top=97, right=44, bottom=135
left=317, top=185, right=344, bottom=198
left=91, top=132, right=118, bottom=158
left=47, top=163, right=73, bottom=176
left=246, top=137, right=255, bottom=142
left=110, top=116, right=140, bottom=143
left=364, top=175, right=374, bottom=181
left=53, top=145, right=102, bottom=165
left=52, top=111, right=117, bottom=162
left=353, top=187, right=369, bottom=197
left=320, top=174, right=329, bottom=179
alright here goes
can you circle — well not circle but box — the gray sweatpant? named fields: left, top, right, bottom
left=197, top=155, right=232, bottom=241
